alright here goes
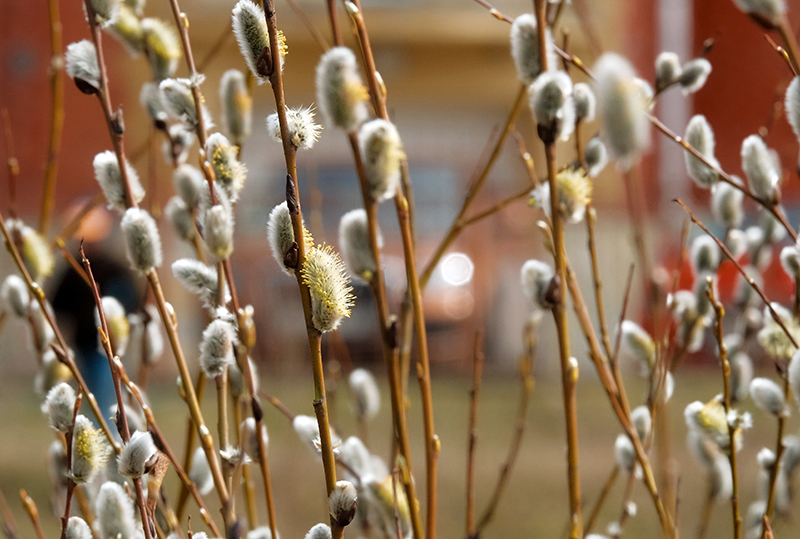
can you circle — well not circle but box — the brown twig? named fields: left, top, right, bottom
left=39, top=0, right=65, bottom=234
left=258, top=3, right=338, bottom=535
left=776, top=17, right=800, bottom=75
left=533, top=1, right=582, bottom=532
left=465, top=331, right=485, bottom=539
left=81, top=245, right=153, bottom=539
left=611, top=471, right=636, bottom=539
left=175, top=372, right=206, bottom=522
left=18, top=492, right=45, bottom=539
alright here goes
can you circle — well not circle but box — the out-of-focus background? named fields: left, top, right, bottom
left=1, top=0, right=800, bottom=537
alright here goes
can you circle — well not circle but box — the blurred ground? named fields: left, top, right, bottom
left=1, top=367, right=798, bottom=539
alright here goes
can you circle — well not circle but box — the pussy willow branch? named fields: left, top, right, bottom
left=344, top=130, right=425, bottom=539
left=81, top=1, right=137, bottom=212
left=564, top=264, right=676, bottom=537
left=232, top=398, right=259, bottom=529
left=473, top=328, right=535, bottom=538
left=345, top=4, right=439, bottom=536
left=776, top=20, right=800, bottom=75
left=18, top=491, right=45, bottom=539
left=675, top=200, right=799, bottom=349
left=81, top=0, right=238, bottom=528
left=39, top=0, right=65, bottom=234
left=114, top=357, right=223, bottom=537
left=82, top=246, right=153, bottom=539
left=465, top=331, right=484, bottom=539
left=706, top=282, right=742, bottom=539
left=165, top=0, right=209, bottom=145
left=259, top=3, right=339, bottom=530
left=473, top=0, right=798, bottom=244
left=0, top=210, right=119, bottom=452
left=534, top=0, right=582, bottom=534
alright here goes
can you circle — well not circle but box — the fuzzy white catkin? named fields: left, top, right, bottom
left=118, top=430, right=157, bottom=478
left=358, top=119, right=405, bottom=202
left=520, top=259, right=554, bottom=311
left=789, top=350, right=800, bottom=410
left=655, top=52, right=681, bottom=92
left=741, top=135, right=780, bottom=202
left=293, top=415, right=321, bottom=453
left=267, top=202, right=303, bottom=276
left=93, top=151, right=145, bottom=211
left=232, top=0, right=274, bottom=83
left=189, top=447, right=214, bottom=495
left=593, top=53, right=650, bottom=169
left=630, top=405, right=651, bottom=441
left=141, top=18, right=181, bottom=81
left=1, top=275, right=29, bottom=317
left=711, top=181, right=744, bottom=228
left=614, top=434, right=636, bottom=471
left=509, top=13, right=556, bottom=84
left=684, top=115, right=719, bottom=188
left=584, top=137, right=608, bottom=177
left=349, top=368, right=380, bottom=421
left=140, top=82, right=167, bottom=126
left=573, top=83, right=596, bottom=122
left=690, top=235, right=720, bottom=274
left=45, top=383, right=76, bottom=433
left=159, top=78, right=212, bottom=129
left=266, top=106, right=321, bottom=150
left=66, top=517, right=92, bottom=539
left=780, top=245, right=800, bottom=278
left=305, top=524, right=332, bottom=539
left=173, top=164, right=205, bottom=209
left=95, top=482, right=136, bottom=539
left=329, top=480, right=358, bottom=526
left=750, top=377, right=786, bottom=415
left=731, top=352, right=754, bottom=402
left=786, top=77, right=800, bottom=142
left=618, top=320, right=655, bottom=368
left=206, top=133, right=247, bottom=203
left=339, top=209, right=380, bottom=282
left=679, top=58, right=712, bottom=94
left=204, top=204, right=234, bottom=260
left=121, top=208, right=162, bottom=273
left=165, top=197, right=195, bottom=241
left=301, top=245, right=353, bottom=333
left=95, top=296, right=129, bottom=356
left=316, top=47, right=369, bottom=132
left=7, top=220, right=54, bottom=282
left=529, top=71, right=575, bottom=142
left=732, top=0, right=786, bottom=26
left=71, top=415, right=110, bottom=483
left=247, top=527, right=274, bottom=539
left=105, top=5, right=144, bottom=56
left=359, top=119, right=403, bottom=202
left=172, top=258, right=228, bottom=309
left=220, top=69, right=252, bottom=145
left=65, top=40, right=100, bottom=90
left=199, top=319, right=236, bottom=378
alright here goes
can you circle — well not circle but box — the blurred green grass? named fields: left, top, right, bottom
left=1, top=367, right=797, bottom=539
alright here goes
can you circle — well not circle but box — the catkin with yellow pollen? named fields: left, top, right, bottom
left=300, top=244, right=354, bottom=333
